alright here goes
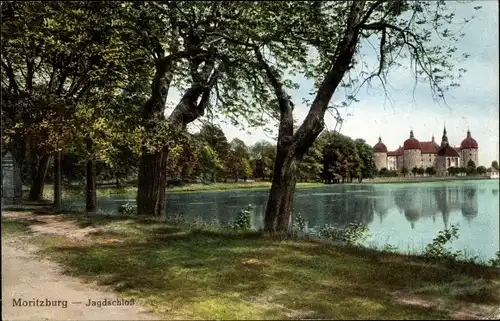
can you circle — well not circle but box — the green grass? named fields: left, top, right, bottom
left=25, top=181, right=324, bottom=199
left=2, top=214, right=499, bottom=320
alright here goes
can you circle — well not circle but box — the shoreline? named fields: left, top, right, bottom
left=27, top=176, right=492, bottom=199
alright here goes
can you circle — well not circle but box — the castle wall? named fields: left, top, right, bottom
left=461, top=149, right=478, bottom=167
left=387, top=156, right=397, bottom=171
left=397, top=156, right=403, bottom=171
left=403, top=149, right=421, bottom=170
left=374, top=152, right=387, bottom=170
left=421, top=153, right=437, bottom=169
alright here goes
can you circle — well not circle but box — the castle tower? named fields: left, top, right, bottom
left=372, top=136, right=388, bottom=170
left=460, top=128, right=479, bottom=167
left=440, top=126, right=449, bottom=147
left=403, top=130, right=422, bottom=171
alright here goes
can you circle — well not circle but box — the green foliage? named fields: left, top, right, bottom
left=381, top=244, right=399, bottom=253
left=233, top=205, right=253, bottom=231
left=293, top=214, right=307, bottom=233
left=423, top=224, right=464, bottom=262
left=476, top=166, right=487, bottom=175
left=488, top=251, right=500, bottom=268
left=492, top=161, right=499, bottom=170
left=117, top=202, right=135, bottom=216
left=425, top=167, right=436, bottom=176
left=319, top=222, right=371, bottom=246
left=322, top=133, right=375, bottom=183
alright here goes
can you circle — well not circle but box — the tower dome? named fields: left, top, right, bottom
left=372, top=137, right=388, bottom=153
left=403, top=130, right=421, bottom=150
left=460, top=129, right=478, bottom=149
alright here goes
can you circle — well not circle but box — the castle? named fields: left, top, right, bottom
left=372, top=127, right=478, bottom=174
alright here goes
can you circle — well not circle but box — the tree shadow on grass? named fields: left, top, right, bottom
left=35, top=224, right=466, bottom=319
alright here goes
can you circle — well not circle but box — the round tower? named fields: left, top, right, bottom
left=460, top=129, right=478, bottom=167
left=403, top=130, right=422, bottom=171
left=372, top=136, right=388, bottom=170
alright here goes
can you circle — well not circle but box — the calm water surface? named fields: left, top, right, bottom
left=66, top=180, right=499, bottom=260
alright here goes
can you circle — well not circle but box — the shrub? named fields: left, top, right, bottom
left=423, top=224, right=464, bottom=261
left=293, top=214, right=307, bottom=232
left=319, top=222, right=371, bottom=246
left=117, top=202, right=135, bottom=216
left=488, top=251, right=500, bottom=268
left=233, top=204, right=252, bottom=231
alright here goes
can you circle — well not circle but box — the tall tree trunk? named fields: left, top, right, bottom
left=264, top=147, right=298, bottom=234
left=53, top=150, right=62, bottom=211
left=137, top=151, right=165, bottom=217
left=85, top=138, right=96, bottom=213
left=136, top=52, right=217, bottom=218
left=28, top=153, right=50, bottom=201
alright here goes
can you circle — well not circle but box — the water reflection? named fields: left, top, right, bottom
left=65, top=180, right=498, bottom=259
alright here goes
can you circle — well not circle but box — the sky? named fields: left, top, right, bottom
left=166, top=1, right=499, bottom=167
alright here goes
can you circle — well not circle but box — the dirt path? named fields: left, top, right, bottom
left=2, top=229, right=158, bottom=320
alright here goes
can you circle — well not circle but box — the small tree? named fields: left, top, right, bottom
left=411, top=167, right=418, bottom=177
left=467, top=159, right=476, bottom=175
left=425, top=167, right=436, bottom=176
left=476, top=166, right=487, bottom=175
left=492, top=161, right=499, bottom=170
left=379, top=167, right=388, bottom=177
left=447, top=166, right=456, bottom=176
left=418, top=167, right=425, bottom=176
left=401, top=167, right=408, bottom=177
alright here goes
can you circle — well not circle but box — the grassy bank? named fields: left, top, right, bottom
left=2, top=212, right=499, bottom=320
left=25, top=176, right=490, bottom=200
left=26, top=181, right=324, bottom=199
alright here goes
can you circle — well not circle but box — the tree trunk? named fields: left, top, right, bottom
left=53, top=150, right=62, bottom=211
left=137, top=151, right=165, bottom=217
left=264, top=147, right=298, bottom=234
left=86, top=158, right=96, bottom=213
left=85, top=138, right=97, bottom=213
left=28, top=153, right=50, bottom=201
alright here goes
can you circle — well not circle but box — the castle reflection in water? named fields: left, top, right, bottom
left=290, top=183, right=481, bottom=232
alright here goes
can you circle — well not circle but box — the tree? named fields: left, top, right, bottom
left=227, top=138, right=251, bottom=182
left=249, top=1, right=478, bottom=233
left=492, top=161, right=499, bottom=170
left=417, top=167, right=425, bottom=176
left=476, top=166, right=487, bottom=175
left=132, top=2, right=289, bottom=217
left=425, top=167, right=436, bottom=176
left=354, top=139, right=376, bottom=182
left=379, top=168, right=388, bottom=177
left=401, top=167, right=409, bottom=177
left=447, top=166, right=456, bottom=176
left=467, top=159, right=476, bottom=175
left=411, top=167, right=418, bottom=177
left=249, top=141, right=276, bottom=181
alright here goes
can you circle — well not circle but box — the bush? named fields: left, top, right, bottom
left=423, top=224, right=463, bottom=261
left=488, top=251, right=500, bottom=268
left=233, top=204, right=252, bottom=231
left=117, top=202, right=135, bottom=216
left=293, top=214, right=307, bottom=232
left=319, top=222, right=371, bottom=246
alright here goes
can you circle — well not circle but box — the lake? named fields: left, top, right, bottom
left=65, top=179, right=499, bottom=260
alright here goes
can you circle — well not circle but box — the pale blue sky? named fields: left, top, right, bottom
left=167, top=1, right=499, bottom=167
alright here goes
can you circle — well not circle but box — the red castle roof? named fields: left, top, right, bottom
left=403, top=130, right=421, bottom=150
left=460, top=130, right=478, bottom=149
left=437, top=145, right=460, bottom=157
left=373, top=137, right=388, bottom=153
left=387, top=146, right=403, bottom=157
